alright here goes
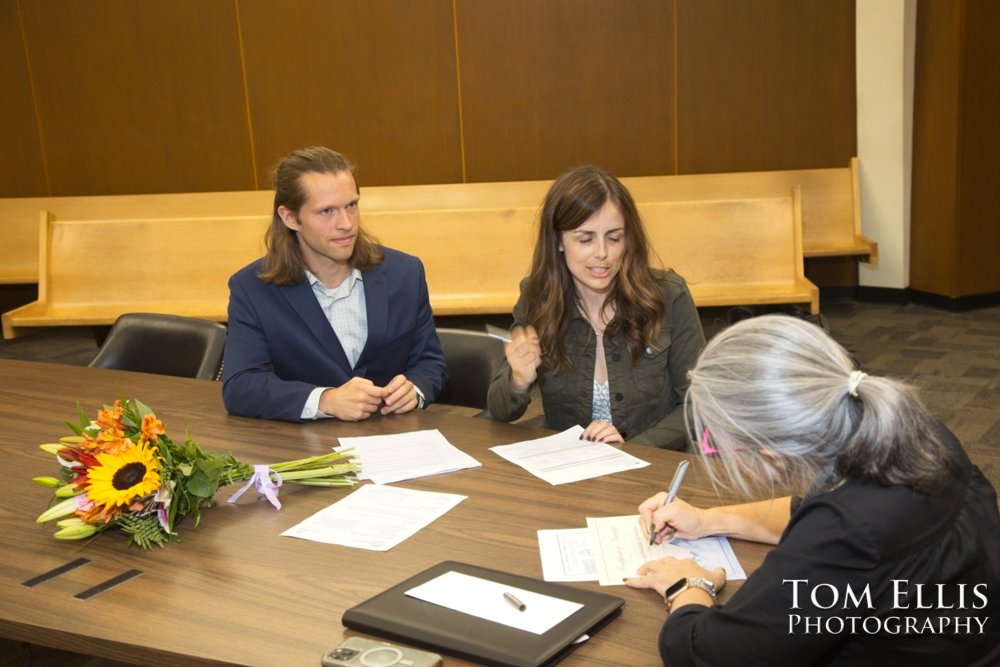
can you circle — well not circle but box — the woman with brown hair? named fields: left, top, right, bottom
left=486, top=165, right=705, bottom=450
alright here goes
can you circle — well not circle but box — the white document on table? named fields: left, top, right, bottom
left=281, top=484, right=466, bottom=551
left=336, top=429, right=481, bottom=484
left=536, top=516, right=746, bottom=585
left=405, top=570, right=583, bottom=635
left=489, top=426, right=649, bottom=485
left=587, top=515, right=694, bottom=585
left=537, top=529, right=599, bottom=582
left=668, top=535, right=746, bottom=580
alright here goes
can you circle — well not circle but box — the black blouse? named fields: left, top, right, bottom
left=659, top=422, right=1000, bottom=666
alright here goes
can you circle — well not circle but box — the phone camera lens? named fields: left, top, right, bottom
left=330, top=647, right=359, bottom=661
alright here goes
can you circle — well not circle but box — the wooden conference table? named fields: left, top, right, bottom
left=0, top=359, right=771, bottom=666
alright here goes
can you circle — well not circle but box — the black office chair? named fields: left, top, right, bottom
left=435, top=328, right=506, bottom=412
left=89, top=313, right=228, bottom=381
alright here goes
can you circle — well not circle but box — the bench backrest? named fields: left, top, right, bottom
left=0, top=159, right=871, bottom=286
left=640, top=192, right=815, bottom=309
left=0, top=191, right=272, bottom=284
left=40, top=212, right=267, bottom=315
left=622, top=158, right=875, bottom=262
left=2, top=185, right=817, bottom=338
left=364, top=206, right=537, bottom=315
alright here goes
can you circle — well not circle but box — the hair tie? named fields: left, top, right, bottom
left=847, top=370, right=868, bottom=397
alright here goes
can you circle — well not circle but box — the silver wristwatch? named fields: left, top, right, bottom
left=664, top=576, right=718, bottom=611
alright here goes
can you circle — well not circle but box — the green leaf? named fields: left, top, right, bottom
left=117, top=513, right=173, bottom=550
left=134, top=399, right=154, bottom=420
left=187, top=458, right=224, bottom=498
left=65, top=403, right=89, bottom=436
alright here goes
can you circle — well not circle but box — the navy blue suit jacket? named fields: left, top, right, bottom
left=222, top=248, right=447, bottom=421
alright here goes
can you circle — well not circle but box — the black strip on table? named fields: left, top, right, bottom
left=73, top=569, right=143, bottom=600
left=22, top=557, right=91, bottom=587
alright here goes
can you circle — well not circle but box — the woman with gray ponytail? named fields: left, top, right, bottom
left=625, top=315, right=1000, bottom=666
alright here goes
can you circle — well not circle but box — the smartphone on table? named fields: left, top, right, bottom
left=321, top=636, right=442, bottom=667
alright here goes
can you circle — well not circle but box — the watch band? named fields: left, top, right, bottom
left=664, top=576, right=718, bottom=611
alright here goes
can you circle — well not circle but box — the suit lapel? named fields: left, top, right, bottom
left=281, top=279, right=352, bottom=372
left=356, top=264, right=387, bottom=369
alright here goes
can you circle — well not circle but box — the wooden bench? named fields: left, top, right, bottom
left=1, top=212, right=268, bottom=338
left=0, top=158, right=872, bottom=288
left=640, top=189, right=817, bottom=311
left=0, top=191, right=272, bottom=285
left=365, top=186, right=817, bottom=314
left=623, top=157, right=877, bottom=264
left=2, top=187, right=816, bottom=338
left=0, top=185, right=549, bottom=286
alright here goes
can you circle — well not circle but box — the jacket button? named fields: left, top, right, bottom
left=612, top=354, right=621, bottom=362
left=615, top=392, right=624, bottom=401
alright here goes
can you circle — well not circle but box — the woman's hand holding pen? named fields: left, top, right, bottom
left=639, top=495, right=706, bottom=543
left=506, top=325, right=542, bottom=393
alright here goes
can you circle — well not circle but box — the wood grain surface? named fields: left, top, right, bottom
left=0, top=360, right=770, bottom=666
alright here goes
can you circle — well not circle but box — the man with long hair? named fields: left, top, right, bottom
left=222, top=147, right=446, bottom=421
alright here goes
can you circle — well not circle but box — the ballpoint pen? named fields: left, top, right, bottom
left=485, top=324, right=513, bottom=343
left=649, top=460, right=689, bottom=545
left=503, top=591, right=526, bottom=611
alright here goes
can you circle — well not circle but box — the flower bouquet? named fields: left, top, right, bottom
left=34, top=398, right=358, bottom=549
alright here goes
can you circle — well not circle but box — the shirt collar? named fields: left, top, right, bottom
left=305, top=268, right=362, bottom=289
left=304, top=268, right=363, bottom=294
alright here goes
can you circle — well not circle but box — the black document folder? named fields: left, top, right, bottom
left=342, top=561, right=625, bottom=667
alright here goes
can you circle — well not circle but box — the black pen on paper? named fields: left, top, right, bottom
left=503, top=591, right=526, bottom=612
left=649, top=460, right=689, bottom=545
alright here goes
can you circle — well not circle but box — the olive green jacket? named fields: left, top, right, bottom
left=486, top=271, right=705, bottom=450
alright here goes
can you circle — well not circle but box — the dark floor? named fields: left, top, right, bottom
left=2, top=299, right=999, bottom=666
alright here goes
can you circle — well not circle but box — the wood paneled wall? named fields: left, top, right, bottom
left=911, top=0, right=1000, bottom=299
left=1, top=0, right=856, bottom=197
left=455, top=1, right=676, bottom=182
left=676, top=0, right=856, bottom=174
left=239, top=0, right=464, bottom=187
left=0, top=2, right=46, bottom=196
left=14, top=0, right=254, bottom=196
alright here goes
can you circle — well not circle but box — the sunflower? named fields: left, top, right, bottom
left=85, top=444, right=161, bottom=509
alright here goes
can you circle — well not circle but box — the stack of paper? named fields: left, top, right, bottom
left=538, top=516, right=747, bottom=585
left=490, top=425, right=649, bottom=485
left=282, top=484, right=466, bottom=551
left=337, top=429, right=481, bottom=484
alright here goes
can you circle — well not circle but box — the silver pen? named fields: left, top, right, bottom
left=649, top=460, right=690, bottom=545
left=503, top=591, right=526, bottom=611
left=485, top=324, right=513, bottom=343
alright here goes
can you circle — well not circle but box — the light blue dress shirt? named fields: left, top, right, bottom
left=300, top=268, right=424, bottom=419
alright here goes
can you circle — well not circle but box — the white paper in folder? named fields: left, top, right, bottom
left=405, top=570, right=583, bottom=635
